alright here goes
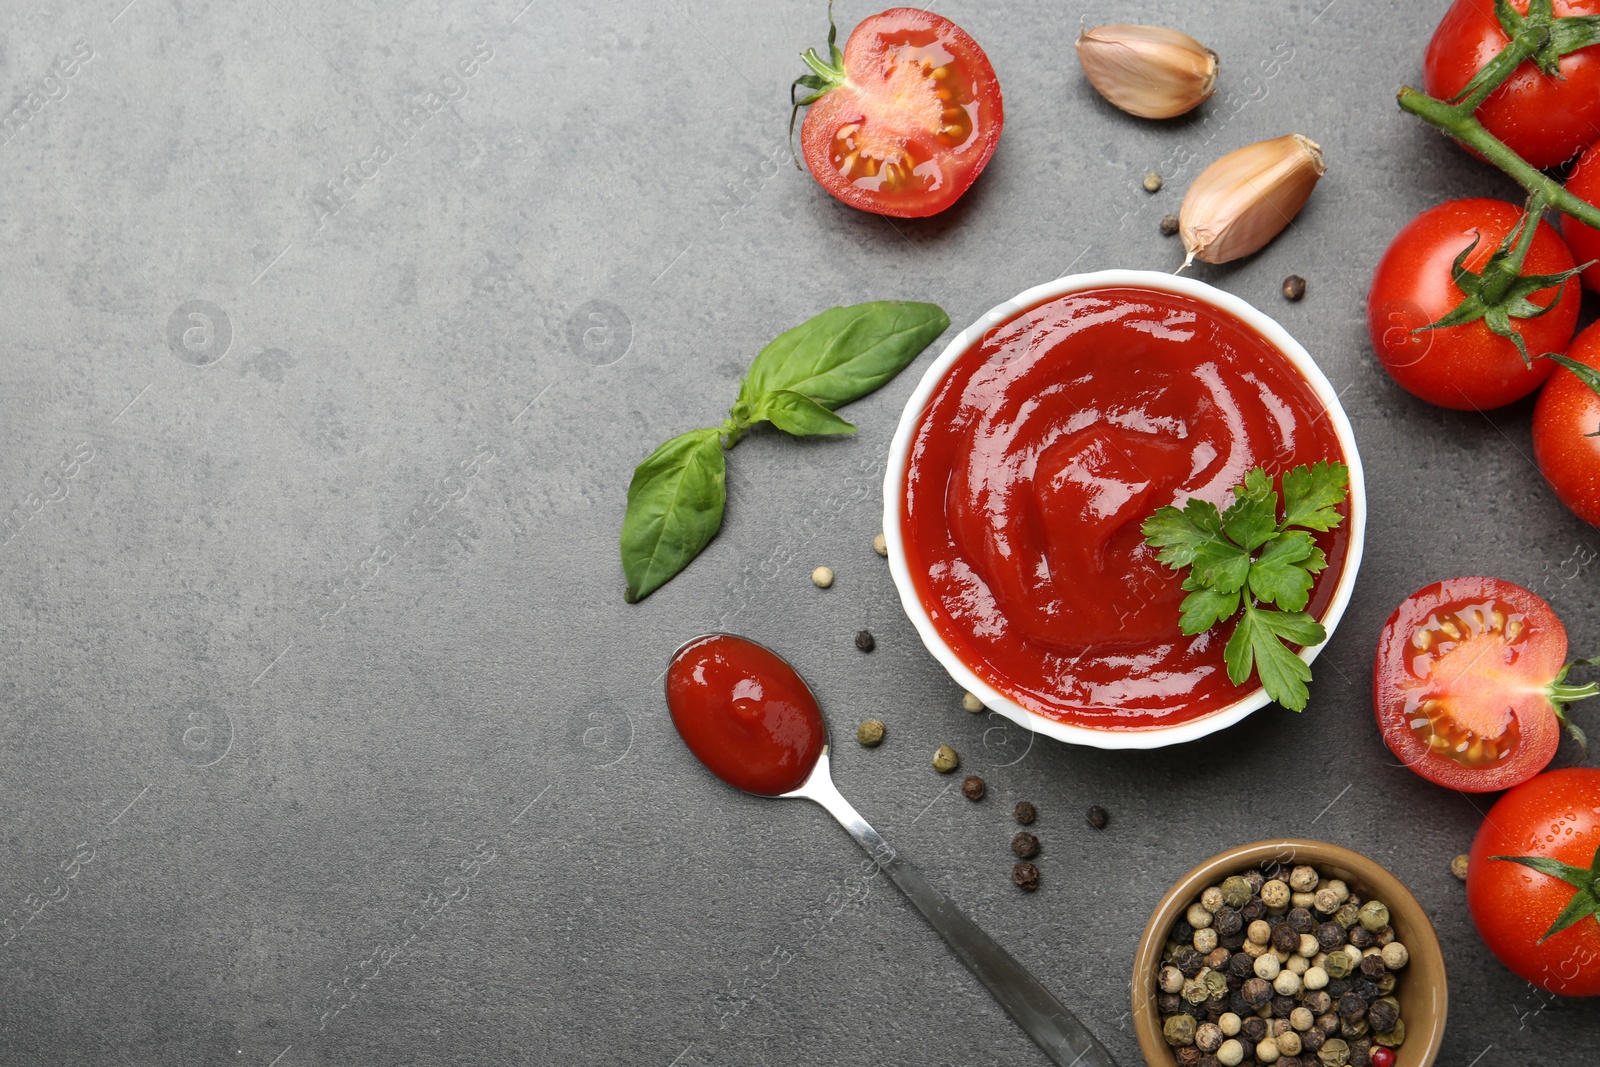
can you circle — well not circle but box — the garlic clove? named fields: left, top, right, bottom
left=1076, top=24, right=1218, bottom=120
left=1179, top=134, right=1327, bottom=266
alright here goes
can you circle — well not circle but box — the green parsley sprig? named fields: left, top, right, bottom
left=1140, top=461, right=1350, bottom=712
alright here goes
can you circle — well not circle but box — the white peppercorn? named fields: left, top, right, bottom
left=811, top=566, right=834, bottom=588
left=1261, top=880, right=1291, bottom=909
left=1254, top=954, right=1281, bottom=980
left=1243, top=940, right=1268, bottom=959
left=1248, top=919, right=1273, bottom=945
left=1290, top=1006, right=1315, bottom=1031
left=1273, top=970, right=1302, bottom=996
left=1289, top=866, right=1320, bottom=892
left=1381, top=942, right=1409, bottom=970
left=1257, top=1036, right=1281, bottom=1064
left=1217, top=1038, right=1245, bottom=1067
left=1313, top=888, right=1340, bottom=914
left=1286, top=955, right=1309, bottom=976
left=1194, top=927, right=1219, bottom=954
left=1303, top=966, right=1329, bottom=991
left=1188, top=903, right=1214, bottom=929
left=1278, top=1030, right=1303, bottom=1057
left=1202, top=886, right=1226, bottom=912
left=1219, top=1013, right=1242, bottom=1037
left=872, top=533, right=888, bottom=557
left=1160, top=965, right=1185, bottom=994
left=1292, top=891, right=1317, bottom=909
left=1298, top=934, right=1320, bottom=958
left=1326, top=879, right=1350, bottom=904
left=961, top=691, right=984, bottom=713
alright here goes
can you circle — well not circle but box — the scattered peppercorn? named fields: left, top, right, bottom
left=811, top=565, right=834, bottom=588
left=1282, top=274, right=1307, bottom=301
left=1012, top=861, right=1040, bottom=892
left=856, top=719, right=885, bottom=747
left=961, top=691, right=985, bottom=713
left=853, top=629, right=876, bottom=653
left=1144, top=171, right=1164, bottom=193
left=1013, top=801, right=1037, bottom=825
left=1450, top=854, right=1469, bottom=881
left=1011, top=831, right=1041, bottom=859
left=1161, top=213, right=1181, bottom=236
left=932, top=744, right=959, bottom=773
left=872, top=532, right=888, bottom=557
left=961, top=775, right=986, bottom=801
left=1086, top=804, right=1109, bottom=830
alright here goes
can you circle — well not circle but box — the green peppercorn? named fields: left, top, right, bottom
left=1358, top=901, right=1389, bottom=933
left=1205, top=969, right=1230, bottom=998
left=933, top=744, right=959, bottom=773
left=1164, top=1013, right=1198, bottom=1047
left=1323, top=950, right=1354, bottom=979
left=1221, top=875, right=1253, bottom=908
left=1375, top=973, right=1396, bottom=996
left=1371, top=1018, right=1405, bottom=1048
left=1317, top=1038, right=1350, bottom=1067
left=856, top=719, right=886, bottom=747
left=1334, top=903, right=1361, bottom=929
left=1144, top=171, right=1164, bottom=193
left=1366, top=998, right=1399, bottom=1034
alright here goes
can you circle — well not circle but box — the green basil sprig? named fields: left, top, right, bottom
left=621, top=301, right=949, bottom=603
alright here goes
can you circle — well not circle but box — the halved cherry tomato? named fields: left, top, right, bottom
left=1560, top=139, right=1600, bottom=292
left=794, top=8, right=1003, bottom=218
left=1366, top=199, right=1579, bottom=410
left=1424, top=0, right=1600, bottom=169
left=1534, top=322, right=1600, bottom=526
left=1373, top=577, right=1594, bottom=792
left=1468, top=768, right=1600, bottom=996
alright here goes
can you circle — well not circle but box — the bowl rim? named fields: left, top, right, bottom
left=881, top=269, right=1367, bottom=750
left=1129, top=838, right=1448, bottom=1067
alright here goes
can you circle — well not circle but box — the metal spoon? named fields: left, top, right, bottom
left=666, top=634, right=1120, bottom=1067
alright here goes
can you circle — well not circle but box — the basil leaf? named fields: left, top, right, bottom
left=740, top=301, right=949, bottom=410
left=621, top=428, right=727, bottom=603
left=754, top=389, right=857, bottom=436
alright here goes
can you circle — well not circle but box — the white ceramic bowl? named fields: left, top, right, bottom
left=882, top=270, right=1366, bottom=750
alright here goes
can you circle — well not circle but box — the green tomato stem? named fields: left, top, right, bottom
left=1398, top=88, right=1600, bottom=231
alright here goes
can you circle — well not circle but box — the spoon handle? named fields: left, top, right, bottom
left=798, top=757, right=1121, bottom=1067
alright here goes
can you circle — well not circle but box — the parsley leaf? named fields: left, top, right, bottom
left=1144, top=461, right=1350, bottom=712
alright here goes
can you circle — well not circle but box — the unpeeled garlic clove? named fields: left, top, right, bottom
left=1179, top=134, right=1327, bottom=266
left=1076, top=24, right=1218, bottom=120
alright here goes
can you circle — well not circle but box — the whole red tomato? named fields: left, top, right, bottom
left=1468, top=768, right=1600, bottom=996
left=1367, top=199, right=1579, bottom=410
left=1560, top=139, right=1600, bottom=292
left=1534, top=322, right=1600, bottom=526
left=794, top=8, right=1003, bottom=217
left=1424, top=0, right=1600, bottom=169
left=1373, top=577, right=1592, bottom=792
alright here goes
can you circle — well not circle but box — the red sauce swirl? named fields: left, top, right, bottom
left=899, top=287, right=1349, bottom=729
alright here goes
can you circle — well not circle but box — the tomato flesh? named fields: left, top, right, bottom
left=800, top=9, right=1003, bottom=218
left=1374, top=577, right=1566, bottom=791
left=1561, top=140, right=1600, bottom=293
left=1533, top=322, right=1600, bottom=526
left=1366, top=199, right=1577, bottom=410
left=1424, top=0, right=1600, bottom=169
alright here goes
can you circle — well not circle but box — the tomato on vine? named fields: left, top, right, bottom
left=1373, top=577, right=1595, bottom=792
left=1468, top=768, right=1600, bottom=996
left=1561, top=139, right=1600, bottom=291
left=1535, top=322, right=1600, bottom=526
left=790, top=4, right=1003, bottom=218
left=1424, top=0, right=1600, bottom=169
left=1367, top=198, right=1582, bottom=410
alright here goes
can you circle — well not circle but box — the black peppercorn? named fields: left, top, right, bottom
left=1242, top=977, right=1273, bottom=1009
left=1287, top=907, right=1316, bottom=934
left=1241, top=1015, right=1269, bottom=1043
left=1199, top=1057, right=1220, bottom=1067
left=1353, top=978, right=1380, bottom=1003
left=1366, top=1000, right=1398, bottom=1034
left=1219, top=930, right=1246, bottom=952
left=1179, top=999, right=1204, bottom=1020
left=1013, top=801, right=1037, bottom=825
left=1011, top=831, right=1041, bottom=859
left=1349, top=1037, right=1374, bottom=1067
left=1273, top=994, right=1298, bottom=1018
left=961, top=775, right=986, bottom=801
left=1011, top=861, right=1040, bottom=892
left=1243, top=869, right=1266, bottom=893
left=1161, top=214, right=1181, bottom=237
left=1229, top=952, right=1256, bottom=978
left=1271, top=923, right=1300, bottom=954
left=1241, top=898, right=1267, bottom=923
left=1159, top=992, right=1183, bottom=1014
left=854, top=629, right=876, bottom=652
left=1315, top=1012, right=1341, bottom=1037
left=1225, top=972, right=1243, bottom=992
left=1326, top=977, right=1352, bottom=998
left=1176, top=1047, right=1202, bottom=1067
left=1278, top=1057, right=1304, bottom=1067
left=1302, top=991, right=1332, bottom=1016
left=1086, top=804, right=1109, bottom=830
left=1317, top=921, right=1346, bottom=952
left=1214, top=906, right=1243, bottom=937
left=1175, top=920, right=1196, bottom=944
left=1282, top=275, right=1308, bottom=302
left=1205, top=997, right=1229, bottom=1018
left=1301, top=1028, right=1326, bottom=1053
left=1348, top=925, right=1373, bottom=949
left=1337, top=993, right=1367, bottom=1022
left=1357, top=954, right=1386, bottom=979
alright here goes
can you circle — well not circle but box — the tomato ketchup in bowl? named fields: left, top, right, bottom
left=884, top=271, right=1365, bottom=749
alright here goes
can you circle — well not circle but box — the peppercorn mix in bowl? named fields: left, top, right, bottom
left=1132, top=840, right=1445, bottom=1067
left=882, top=270, right=1365, bottom=750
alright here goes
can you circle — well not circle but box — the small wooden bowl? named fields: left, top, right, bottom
left=1131, top=839, right=1447, bottom=1067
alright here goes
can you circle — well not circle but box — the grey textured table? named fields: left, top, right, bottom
left=2, top=1, right=1597, bottom=1064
